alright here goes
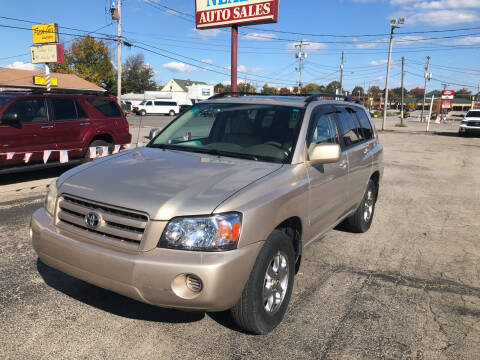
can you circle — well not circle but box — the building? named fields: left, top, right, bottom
left=0, top=67, right=105, bottom=93
left=161, top=78, right=213, bottom=103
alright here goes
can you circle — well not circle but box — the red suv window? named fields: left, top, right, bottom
left=87, top=99, right=122, bottom=117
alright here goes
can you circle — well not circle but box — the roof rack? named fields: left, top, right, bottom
left=209, top=91, right=363, bottom=105
left=305, top=93, right=363, bottom=104
left=0, top=84, right=107, bottom=96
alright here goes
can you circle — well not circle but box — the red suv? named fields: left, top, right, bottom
left=0, top=92, right=131, bottom=173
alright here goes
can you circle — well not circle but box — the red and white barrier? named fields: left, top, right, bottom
left=0, top=143, right=144, bottom=164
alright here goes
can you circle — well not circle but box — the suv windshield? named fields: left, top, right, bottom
left=150, top=103, right=304, bottom=163
left=0, top=97, right=11, bottom=110
left=139, top=101, right=146, bottom=105
left=466, top=111, right=480, bottom=118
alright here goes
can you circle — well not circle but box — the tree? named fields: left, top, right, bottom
left=456, top=88, right=472, bottom=97
left=302, top=83, right=321, bottom=94
left=368, top=86, right=382, bottom=99
left=51, top=36, right=115, bottom=92
left=214, top=83, right=231, bottom=93
left=325, top=81, right=341, bottom=94
left=238, top=81, right=256, bottom=93
left=409, top=87, right=424, bottom=98
left=352, top=86, right=365, bottom=97
left=261, top=83, right=278, bottom=95
left=279, top=87, right=291, bottom=95
left=121, top=54, right=156, bottom=94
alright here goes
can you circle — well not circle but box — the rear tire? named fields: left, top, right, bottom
left=344, top=179, right=377, bottom=233
left=169, top=110, right=176, bottom=116
left=85, top=140, right=112, bottom=160
left=231, top=230, right=295, bottom=335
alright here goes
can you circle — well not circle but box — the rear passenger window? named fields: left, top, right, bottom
left=335, top=107, right=364, bottom=147
left=76, top=101, right=89, bottom=119
left=3, top=98, right=48, bottom=123
left=50, top=98, right=77, bottom=121
left=356, top=110, right=374, bottom=140
left=87, top=99, right=122, bottom=117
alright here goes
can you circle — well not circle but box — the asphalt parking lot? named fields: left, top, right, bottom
left=1, top=118, right=479, bottom=359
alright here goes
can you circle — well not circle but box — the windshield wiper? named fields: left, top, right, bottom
left=149, top=144, right=263, bottom=161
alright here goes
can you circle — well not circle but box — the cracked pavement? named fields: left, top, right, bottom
left=0, top=129, right=479, bottom=359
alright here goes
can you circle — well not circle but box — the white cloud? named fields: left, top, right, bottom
left=201, top=59, right=213, bottom=64
left=250, top=67, right=267, bottom=73
left=354, top=38, right=387, bottom=49
left=162, top=62, right=196, bottom=73
left=413, top=0, right=480, bottom=10
left=287, top=40, right=327, bottom=53
left=4, top=61, right=44, bottom=71
left=369, top=59, right=389, bottom=66
left=238, top=65, right=247, bottom=73
left=193, top=28, right=221, bottom=39
left=443, top=36, right=480, bottom=45
left=407, top=9, right=478, bottom=25
left=242, top=33, right=278, bottom=41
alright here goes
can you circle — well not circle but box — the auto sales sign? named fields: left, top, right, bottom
left=195, top=0, right=279, bottom=29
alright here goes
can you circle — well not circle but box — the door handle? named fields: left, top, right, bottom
left=41, top=125, right=54, bottom=129
left=80, top=122, right=91, bottom=126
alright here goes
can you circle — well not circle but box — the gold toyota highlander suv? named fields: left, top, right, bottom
left=31, top=93, right=383, bottom=334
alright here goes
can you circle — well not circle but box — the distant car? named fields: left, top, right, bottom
left=121, top=101, right=132, bottom=113
left=134, top=100, right=179, bottom=116
left=459, top=110, right=480, bottom=136
left=0, top=91, right=131, bottom=174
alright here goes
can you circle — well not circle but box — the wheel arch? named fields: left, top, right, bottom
left=274, top=216, right=303, bottom=274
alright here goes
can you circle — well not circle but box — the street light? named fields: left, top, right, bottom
left=382, top=17, right=405, bottom=131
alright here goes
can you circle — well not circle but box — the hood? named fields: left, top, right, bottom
left=58, top=147, right=282, bottom=220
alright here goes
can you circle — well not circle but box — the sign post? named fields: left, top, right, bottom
left=195, top=0, right=279, bottom=93
left=30, top=23, right=63, bottom=92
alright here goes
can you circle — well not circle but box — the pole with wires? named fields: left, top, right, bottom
left=340, top=51, right=344, bottom=95
left=383, top=18, right=404, bottom=131
left=110, top=0, right=122, bottom=104
left=295, top=41, right=309, bottom=94
left=421, top=56, right=431, bottom=123
left=400, top=56, right=405, bottom=126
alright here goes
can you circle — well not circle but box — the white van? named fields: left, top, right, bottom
left=135, top=100, right=179, bottom=116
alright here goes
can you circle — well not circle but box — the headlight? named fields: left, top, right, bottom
left=160, top=213, right=242, bottom=251
left=45, top=180, right=58, bottom=216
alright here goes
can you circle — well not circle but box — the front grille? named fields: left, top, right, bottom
left=57, top=195, right=149, bottom=245
left=468, top=121, right=480, bottom=127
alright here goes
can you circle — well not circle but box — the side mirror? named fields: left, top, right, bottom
left=309, top=144, right=341, bottom=165
left=0, top=113, right=19, bottom=124
left=149, top=127, right=160, bottom=140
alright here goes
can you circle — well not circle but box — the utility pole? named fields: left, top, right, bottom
left=383, top=18, right=404, bottom=131
left=340, top=51, right=344, bottom=95
left=400, top=56, right=405, bottom=126
left=295, top=41, right=309, bottom=94
left=421, top=56, right=431, bottom=123
left=111, top=1, right=122, bottom=104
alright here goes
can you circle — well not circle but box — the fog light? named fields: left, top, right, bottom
left=186, top=274, right=203, bottom=293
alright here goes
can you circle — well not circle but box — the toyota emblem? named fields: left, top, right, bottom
left=85, top=212, right=101, bottom=228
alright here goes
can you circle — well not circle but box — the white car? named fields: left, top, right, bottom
left=459, top=110, right=480, bottom=136
left=135, top=100, right=179, bottom=116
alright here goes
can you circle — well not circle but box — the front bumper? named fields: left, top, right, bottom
left=31, top=208, right=262, bottom=311
left=459, top=124, right=480, bottom=133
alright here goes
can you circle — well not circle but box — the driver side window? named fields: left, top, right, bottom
left=308, top=106, right=339, bottom=157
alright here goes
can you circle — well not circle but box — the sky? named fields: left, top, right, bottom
left=1, top=0, right=480, bottom=93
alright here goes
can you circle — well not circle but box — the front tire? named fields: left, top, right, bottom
left=140, top=110, right=147, bottom=116
left=231, top=230, right=295, bottom=335
left=344, top=179, right=377, bottom=233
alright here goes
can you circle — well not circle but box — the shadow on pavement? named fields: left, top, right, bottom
left=37, top=259, right=206, bottom=324
left=0, top=164, right=77, bottom=187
